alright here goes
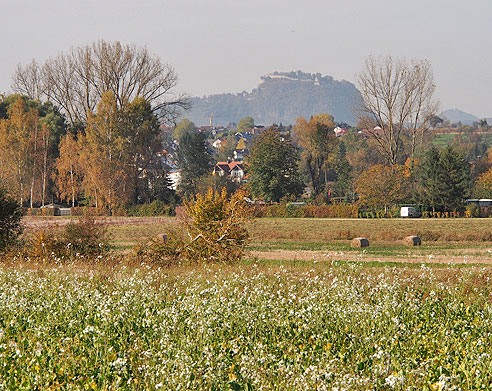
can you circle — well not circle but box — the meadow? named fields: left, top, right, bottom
left=5, top=216, right=492, bottom=389
left=39, top=216, right=492, bottom=264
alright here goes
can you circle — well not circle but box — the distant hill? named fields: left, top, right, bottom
left=441, top=109, right=479, bottom=125
left=187, top=71, right=362, bottom=126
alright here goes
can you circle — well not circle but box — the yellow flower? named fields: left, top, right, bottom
left=430, top=381, right=444, bottom=391
left=228, top=372, right=237, bottom=381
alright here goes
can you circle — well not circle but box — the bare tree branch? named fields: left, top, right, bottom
left=357, top=55, right=438, bottom=166
left=12, top=40, right=190, bottom=126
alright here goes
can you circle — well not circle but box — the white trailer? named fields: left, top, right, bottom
left=400, top=206, right=420, bottom=218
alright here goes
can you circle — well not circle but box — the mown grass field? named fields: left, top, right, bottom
left=43, top=216, right=492, bottom=264
left=10, top=216, right=492, bottom=389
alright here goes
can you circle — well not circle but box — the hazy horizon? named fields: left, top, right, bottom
left=1, top=0, right=491, bottom=119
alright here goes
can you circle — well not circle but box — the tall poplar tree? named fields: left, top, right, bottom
left=0, top=97, right=38, bottom=206
left=295, top=114, right=337, bottom=195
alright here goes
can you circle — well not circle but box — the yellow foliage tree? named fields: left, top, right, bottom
left=355, top=164, right=408, bottom=214
left=236, top=137, right=247, bottom=150
left=0, top=97, right=39, bottom=206
left=182, top=188, right=251, bottom=263
left=77, top=92, right=130, bottom=209
left=474, top=168, right=492, bottom=198
left=295, top=113, right=337, bottom=195
left=55, top=133, right=82, bottom=207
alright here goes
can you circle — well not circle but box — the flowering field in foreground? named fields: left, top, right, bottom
left=0, top=264, right=491, bottom=390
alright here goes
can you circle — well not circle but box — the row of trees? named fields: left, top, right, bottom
left=245, top=124, right=478, bottom=213
left=355, top=147, right=471, bottom=213
left=0, top=96, right=65, bottom=207
left=0, top=93, right=174, bottom=209
left=1, top=40, right=189, bottom=210
left=3, top=47, right=491, bottom=214
left=56, top=92, right=173, bottom=208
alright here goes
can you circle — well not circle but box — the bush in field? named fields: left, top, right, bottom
left=0, top=186, right=25, bottom=252
left=182, top=188, right=251, bottom=263
left=135, top=189, right=251, bottom=264
left=28, top=217, right=111, bottom=260
left=465, top=203, right=480, bottom=218
left=63, top=217, right=111, bottom=256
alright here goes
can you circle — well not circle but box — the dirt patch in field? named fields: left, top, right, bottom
left=249, top=250, right=492, bottom=264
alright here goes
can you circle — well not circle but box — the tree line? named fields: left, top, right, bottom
left=3, top=46, right=492, bottom=215
left=1, top=40, right=186, bottom=211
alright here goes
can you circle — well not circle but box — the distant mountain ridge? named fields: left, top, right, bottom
left=187, top=71, right=362, bottom=126
left=440, top=109, right=479, bottom=125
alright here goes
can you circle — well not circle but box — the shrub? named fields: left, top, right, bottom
left=0, top=187, right=25, bottom=252
left=63, top=217, right=111, bottom=257
left=135, top=189, right=252, bottom=265
left=27, top=229, right=66, bottom=259
left=251, top=204, right=358, bottom=218
left=182, top=188, right=251, bottom=263
left=26, top=208, right=58, bottom=216
left=465, top=203, right=480, bottom=218
left=27, top=217, right=111, bottom=260
left=133, top=227, right=184, bottom=266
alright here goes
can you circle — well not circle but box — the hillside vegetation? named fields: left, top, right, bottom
left=189, top=71, right=361, bottom=125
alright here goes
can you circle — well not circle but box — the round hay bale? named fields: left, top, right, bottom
left=351, top=237, right=369, bottom=248
left=155, top=233, right=168, bottom=244
left=403, top=235, right=421, bottom=246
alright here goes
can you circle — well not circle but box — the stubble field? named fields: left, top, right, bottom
left=4, top=216, right=492, bottom=389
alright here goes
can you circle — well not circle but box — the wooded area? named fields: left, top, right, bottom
left=2, top=47, right=492, bottom=216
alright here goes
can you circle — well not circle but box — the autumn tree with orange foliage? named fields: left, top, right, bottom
left=0, top=97, right=39, bottom=206
left=0, top=95, right=66, bottom=207
left=355, top=164, right=409, bottom=214
left=77, top=92, right=130, bottom=209
left=54, top=133, right=82, bottom=207
left=60, top=91, right=169, bottom=210
left=474, top=169, right=492, bottom=199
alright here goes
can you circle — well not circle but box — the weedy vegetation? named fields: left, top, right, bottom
left=133, top=189, right=252, bottom=265
left=4, top=211, right=492, bottom=389
left=0, top=264, right=490, bottom=389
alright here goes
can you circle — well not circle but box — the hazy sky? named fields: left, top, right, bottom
left=1, top=0, right=491, bottom=118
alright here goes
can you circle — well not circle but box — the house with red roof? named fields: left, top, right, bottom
left=213, top=161, right=246, bottom=183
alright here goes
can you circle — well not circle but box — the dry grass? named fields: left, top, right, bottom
left=249, top=217, right=492, bottom=242
left=24, top=216, right=492, bottom=244
left=20, top=216, right=492, bottom=264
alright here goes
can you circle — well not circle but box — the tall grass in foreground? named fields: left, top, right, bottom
left=0, top=264, right=490, bottom=389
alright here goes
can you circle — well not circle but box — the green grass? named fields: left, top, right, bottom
left=249, top=239, right=492, bottom=260
left=24, top=216, right=492, bottom=263
left=432, top=132, right=492, bottom=147
left=432, top=133, right=457, bottom=146
left=245, top=257, right=484, bottom=269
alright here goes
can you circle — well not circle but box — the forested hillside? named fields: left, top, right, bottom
left=189, top=71, right=361, bottom=126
